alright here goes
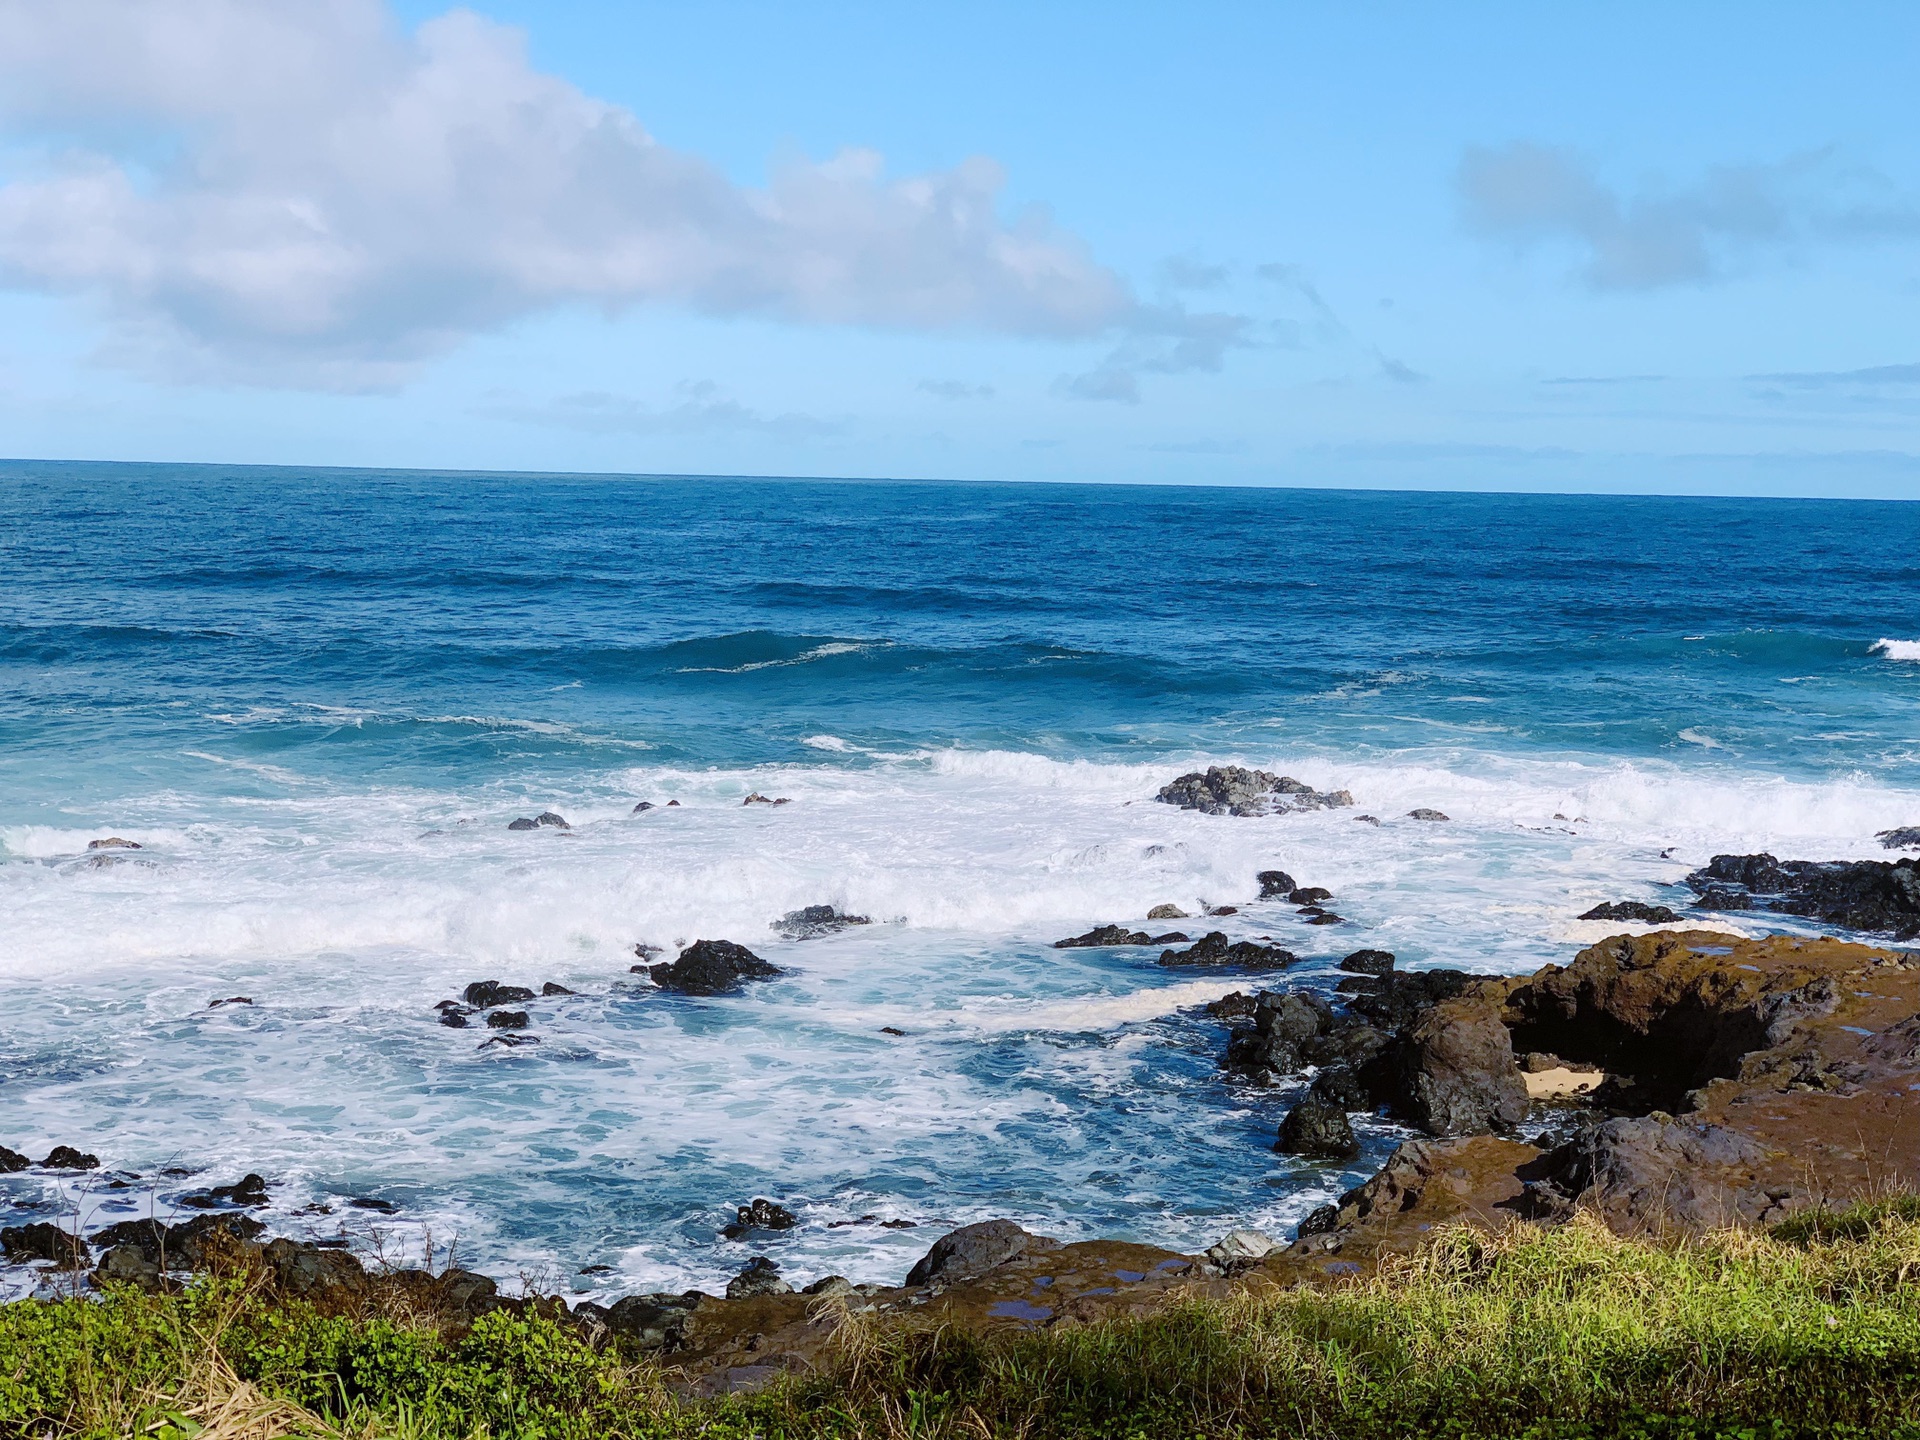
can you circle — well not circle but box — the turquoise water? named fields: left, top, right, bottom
left=2, top=460, right=1918, bottom=1295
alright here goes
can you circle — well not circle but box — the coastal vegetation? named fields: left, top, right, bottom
left=4, top=1199, right=1918, bottom=1440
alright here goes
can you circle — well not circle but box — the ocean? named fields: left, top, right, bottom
left=3, top=459, right=1918, bottom=1298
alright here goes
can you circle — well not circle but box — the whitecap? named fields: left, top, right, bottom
left=1871, top=638, right=1920, bottom=662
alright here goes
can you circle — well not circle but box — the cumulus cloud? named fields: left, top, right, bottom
left=1458, top=142, right=1920, bottom=289
left=0, top=0, right=1128, bottom=387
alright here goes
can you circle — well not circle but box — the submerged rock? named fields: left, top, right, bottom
left=904, top=1220, right=1060, bottom=1287
left=507, top=811, right=570, bottom=831
left=742, top=793, right=792, bottom=807
left=1580, top=901, right=1682, bottom=923
left=1053, top=924, right=1186, bottom=948
left=42, top=1146, right=98, bottom=1171
left=463, top=981, right=535, bottom=1008
left=649, top=939, right=783, bottom=994
left=1156, top=766, right=1354, bottom=817
left=1406, top=808, right=1450, bottom=822
left=1878, top=826, right=1920, bottom=850
left=631, top=801, right=655, bottom=814
left=1339, top=949, right=1396, bottom=976
left=772, top=905, right=871, bottom=940
left=87, top=837, right=141, bottom=850
left=485, top=1010, right=529, bottom=1030
left=722, top=1198, right=798, bottom=1238
left=541, top=982, right=575, bottom=996
left=1158, top=932, right=1298, bottom=969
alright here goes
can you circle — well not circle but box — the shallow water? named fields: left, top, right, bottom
left=3, top=462, right=1918, bottom=1297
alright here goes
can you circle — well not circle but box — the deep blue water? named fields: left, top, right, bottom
left=1, top=460, right=1917, bottom=1296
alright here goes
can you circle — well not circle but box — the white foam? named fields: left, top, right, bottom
left=1872, top=638, right=1920, bottom=662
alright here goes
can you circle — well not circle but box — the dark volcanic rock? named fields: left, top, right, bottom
left=1580, top=901, right=1682, bottom=923
left=1257, top=870, right=1297, bottom=899
left=1407, top=808, right=1450, bottom=821
left=0, top=1145, right=28, bottom=1173
left=631, top=801, right=655, bottom=814
left=1155, top=766, right=1354, bottom=818
left=1879, top=826, right=1920, bottom=850
left=1308, top=1064, right=1374, bottom=1111
left=1275, top=1096, right=1360, bottom=1159
left=1158, top=932, right=1298, bottom=969
left=1222, top=990, right=1334, bottom=1080
left=541, top=982, right=575, bottom=996
left=725, top=1256, right=792, bottom=1298
left=1695, top=886, right=1751, bottom=911
left=485, top=1010, right=529, bottom=1030
left=42, top=1146, right=98, bottom=1171
left=722, top=1198, right=798, bottom=1238
left=463, top=981, right=536, bottom=1008
left=1, top=1222, right=89, bottom=1267
left=1339, top=949, right=1396, bottom=976
left=438, top=1008, right=472, bottom=1028
left=904, top=1219, right=1060, bottom=1287
left=604, top=1292, right=701, bottom=1351
left=1289, top=887, right=1332, bottom=905
left=1397, top=999, right=1529, bottom=1136
left=206, top=1173, right=270, bottom=1207
left=1205, top=991, right=1257, bottom=1020
left=263, top=1237, right=368, bottom=1300
left=1146, top=904, right=1189, bottom=920
left=1053, top=924, right=1185, bottom=948
left=87, top=837, right=142, bottom=850
left=1342, top=969, right=1476, bottom=1034
left=1685, top=852, right=1920, bottom=938
left=773, top=904, right=872, bottom=940
left=649, top=939, right=783, bottom=994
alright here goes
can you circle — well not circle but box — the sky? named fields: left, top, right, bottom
left=1, top=1, right=1919, bottom=495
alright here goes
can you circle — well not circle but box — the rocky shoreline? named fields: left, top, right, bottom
left=10, top=768, right=1920, bottom=1397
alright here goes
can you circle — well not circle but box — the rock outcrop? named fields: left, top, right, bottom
left=648, top=940, right=783, bottom=994
left=1156, top=767, right=1354, bottom=818
left=1158, top=933, right=1298, bottom=969
left=1053, top=924, right=1186, bottom=948
left=1684, top=852, right=1920, bottom=939
left=903, top=1220, right=1062, bottom=1287
left=772, top=906, right=870, bottom=940
left=1579, top=901, right=1682, bottom=923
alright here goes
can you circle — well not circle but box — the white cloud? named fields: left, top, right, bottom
left=1458, top=142, right=1920, bottom=291
left=0, top=0, right=1128, bottom=388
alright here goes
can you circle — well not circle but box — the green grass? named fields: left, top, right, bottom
left=3, top=1202, right=1919, bottom=1439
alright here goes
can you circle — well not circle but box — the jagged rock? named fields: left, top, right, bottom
left=722, top=1198, right=798, bottom=1238
left=802, top=1275, right=854, bottom=1297
left=486, top=1010, right=529, bottom=1030
left=1289, top=887, right=1332, bottom=905
left=1535, top=1117, right=1788, bottom=1229
left=1342, top=969, right=1476, bottom=1034
left=439, top=1008, right=471, bottom=1028
left=1339, top=949, right=1396, bottom=976
left=1879, top=826, right=1920, bottom=850
left=1407, top=808, right=1449, bottom=821
left=1203, top=1229, right=1274, bottom=1266
left=1308, top=1064, right=1374, bottom=1111
left=480, top=1033, right=540, bottom=1049
left=541, top=982, right=575, bottom=996
left=1205, top=991, right=1257, bottom=1019
left=1276, top=1096, right=1359, bottom=1159
left=773, top=905, right=871, bottom=940
left=1156, top=766, right=1354, bottom=817
left=904, top=1220, right=1060, bottom=1287
left=263, top=1237, right=367, bottom=1299
left=649, top=940, right=783, bottom=994
left=1053, top=924, right=1185, bottom=948
left=742, top=793, right=792, bottom=806
left=1300, top=1017, right=1395, bottom=1078
left=726, top=1256, right=792, bottom=1298
left=1223, top=991, right=1333, bottom=1080
left=94, top=1243, right=163, bottom=1289
left=88, top=837, right=142, bottom=850
left=631, top=801, right=655, bottom=813
left=1147, top=904, right=1190, bottom=920
left=463, top=981, right=535, bottom=1008
left=604, top=1293, right=701, bottom=1351
left=508, top=811, right=570, bottom=831
left=1, top=1223, right=89, bottom=1267
left=0, top=1145, right=28, bottom=1173
left=207, top=996, right=253, bottom=1008
left=1397, top=998, right=1529, bottom=1136
left=1684, top=852, right=1920, bottom=938
left=42, top=1146, right=98, bottom=1170
left=1256, top=870, right=1297, bottom=899
left=1304, top=913, right=1345, bottom=925
left=195, top=1173, right=269, bottom=1207
left=1158, top=932, right=1298, bottom=969
left=1580, top=901, right=1681, bottom=923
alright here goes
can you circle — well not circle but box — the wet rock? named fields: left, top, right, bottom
left=1205, top=991, right=1257, bottom=1020
left=1339, top=949, right=1396, bottom=977
left=1223, top=991, right=1333, bottom=1080
left=1, top=1222, right=89, bottom=1267
left=631, top=801, right=655, bottom=814
left=1684, top=852, right=1920, bottom=938
left=1207, top=905, right=1239, bottom=916
left=604, top=1292, right=700, bottom=1351
left=648, top=939, right=784, bottom=994
left=726, top=1256, right=792, bottom=1298
left=1407, top=808, right=1449, bottom=821
left=88, top=836, right=142, bottom=850
left=1580, top=901, right=1681, bottom=923
left=1342, top=969, right=1476, bottom=1035
left=348, top=1196, right=397, bottom=1213
left=479, top=1033, right=540, bottom=1049
left=206, top=1173, right=270, bottom=1207
left=1156, top=766, right=1354, bottom=817
left=438, top=1008, right=472, bottom=1028
left=742, top=793, right=792, bottom=807
left=541, top=982, right=575, bottom=996
left=486, top=1010, right=529, bottom=1030
left=1397, top=999, right=1529, bottom=1136
left=1308, top=1064, right=1374, bottom=1111
left=879, top=1026, right=905, bottom=1036
left=772, top=905, right=871, bottom=940
left=1147, top=904, right=1190, bottom=920
left=0, top=1145, right=28, bottom=1173
left=1053, top=924, right=1186, bottom=948
left=904, top=1219, right=1060, bottom=1287
left=1289, top=887, right=1332, bottom=905
left=463, top=981, right=535, bottom=1008
left=1300, top=1017, right=1395, bottom=1077
left=1878, top=826, right=1920, bottom=850
left=1202, top=1229, right=1274, bottom=1267
left=1256, top=870, right=1297, bottom=899
left=722, top=1198, right=798, bottom=1238
left=42, top=1146, right=98, bottom=1171
left=1158, top=932, right=1298, bottom=969
left=507, top=811, right=570, bottom=831
left=207, top=996, right=253, bottom=1008
left=1276, top=1096, right=1360, bottom=1159
left=1305, top=913, right=1345, bottom=925
left=1695, top=885, right=1751, bottom=911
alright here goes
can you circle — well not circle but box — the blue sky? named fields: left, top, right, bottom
left=2, top=1, right=1919, bottom=495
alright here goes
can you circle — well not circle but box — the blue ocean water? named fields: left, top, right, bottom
left=2, top=460, right=1918, bottom=1296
